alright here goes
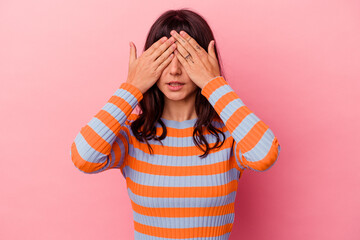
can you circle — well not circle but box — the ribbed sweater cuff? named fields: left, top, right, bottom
left=201, top=76, right=228, bottom=99
left=119, top=82, right=144, bottom=103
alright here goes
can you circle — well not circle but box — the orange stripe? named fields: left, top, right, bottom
left=127, top=113, right=139, bottom=122
left=125, top=113, right=226, bottom=139
left=80, top=123, right=111, bottom=155
left=131, top=198, right=235, bottom=217
left=213, top=91, right=239, bottom=120
left=230, top=153, right=244, bottom=174
left=108, top=124, right=131, bottom=170
left=71, top=141, right=108, bottom=173
left=115, top=128, right=129, bottom=169
left=107, top=95, right=133, bottom=115
left=83, top=108, right=133, bottom=156
left=126, top=177, right=238, bottom=198
left=219, top=102, right=252, bottom=134
left=235, top=147, right=247, bottom=169
left=240, top=137, right=280, bottom=171
left=130, top=134, right=233, bottom=157
left=238, top=120, right=269, bottom=153
left=74, top=123, right=130, bottom=172
left=107, top=141, right=121, bottom=170
left=126, top=147, right=233, bottom=177
left=134, top=221, right=233, bottom=239
left=201, top=77, right=228, bottom=99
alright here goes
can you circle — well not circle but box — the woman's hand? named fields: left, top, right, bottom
left=126, top=36, right=177, bottom=94
left=170, top=30, right=221, bottom=89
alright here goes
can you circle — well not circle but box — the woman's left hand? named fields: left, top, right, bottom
left=170, top=30, right=221, bottom=89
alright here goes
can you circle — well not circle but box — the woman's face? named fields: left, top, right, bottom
left=156, top=55, right=199, bottom=101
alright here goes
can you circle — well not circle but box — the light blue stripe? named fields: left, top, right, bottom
left=207, top=84, right=238, bottom=107
left=233, top=143, right=246, bottom=171
left=109, top=147, right=116, bottom=169
left=127, top=188, right=238, bottom=208
left=113, top=88, right=140, bottom=106
left=109, top=127, right=129, bottom=168
left=101, top=102, right=127, bottom=123
left=159, top=117, right=198, bottom=129
left=123, top=165, right=238, bottom=187
left=74, top=133, right=107, bottom=163
left=157, top=117, right=225, bottom=129
left=133, top=126, right=229, bottom=147
left=73, top=87, right=138, bottom=166
left=219, top=98, right=247, bottom=126
left=108, top=138, right=126, bottom=169
left=73, top=123, right=129, bottom=173
left=134, top=230, right=231, bottom=240
left=87, top=117, right=115, bottom=143
left=250, top=143, right=281, bottom=172
left=133, top=212, right=234, bottom=228
left=235, top=139, right=281, bottom=173
left=100, top=88, right=140, bottom=123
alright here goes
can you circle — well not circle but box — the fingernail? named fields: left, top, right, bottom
left=180, top=31, right=185, bottom=36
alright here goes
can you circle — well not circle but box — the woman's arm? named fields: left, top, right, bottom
left=201, top=76, right=281, bottom=172
left=70, top=82, right=143, bottom=174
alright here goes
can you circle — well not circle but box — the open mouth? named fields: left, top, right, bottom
left=167, top=83, right=185, bottom=86
left=167, top=83, right=185, bottom=90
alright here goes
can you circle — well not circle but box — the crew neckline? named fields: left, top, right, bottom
left=159, top=117, right=198, bottom=128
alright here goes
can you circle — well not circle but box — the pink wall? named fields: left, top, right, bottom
left=1, top=0, right=359, bottom=239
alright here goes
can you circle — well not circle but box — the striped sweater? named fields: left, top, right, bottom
left=70, top=76, right=281, bottom=239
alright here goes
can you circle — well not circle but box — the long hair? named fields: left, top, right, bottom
left=130, top=8, right=228, bottom=158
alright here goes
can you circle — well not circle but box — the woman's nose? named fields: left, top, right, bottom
left=169, top=56, right=182, bottom=74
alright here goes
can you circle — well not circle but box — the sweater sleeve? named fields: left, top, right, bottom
left=70, top=82, right=143, bottom=174
left=201, top=76, right=281, bottom=172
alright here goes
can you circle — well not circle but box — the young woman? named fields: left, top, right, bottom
left=71, top=8, right=281, bottom=240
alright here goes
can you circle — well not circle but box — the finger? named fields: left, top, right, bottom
left=174, top=49, right=190, bottom=68
left=154, top=42, right=177, bottom=67
left=151, top=36, right=176, bottom=61
left=129, top=41, right=137, bottom=64
left=146, top=36, right=168, bottom=57
left=180, top=30, right=207, bottom=55
left=170, top=30, right=199, bottom=61
left=156, top=52, right=175, bottom=72
left=174, top=41, right=190, bottom=60
left=208, top=40, right=216, bottom=59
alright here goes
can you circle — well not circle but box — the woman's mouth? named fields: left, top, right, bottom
left=167, top=83, right=184, bottom=91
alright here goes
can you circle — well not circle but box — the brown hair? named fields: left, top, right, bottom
left=130, top=8, right=228, bottom=158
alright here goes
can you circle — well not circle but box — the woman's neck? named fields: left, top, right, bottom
left=161, top=95, right=197, bottom=122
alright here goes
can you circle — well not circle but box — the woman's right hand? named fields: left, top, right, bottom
left=126, top=36, right=177, bottom=94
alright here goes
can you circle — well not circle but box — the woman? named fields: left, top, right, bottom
left=70, top=8, right=281, bottom=240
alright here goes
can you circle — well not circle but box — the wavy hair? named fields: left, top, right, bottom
left=130, top=8, right=229, bottom=158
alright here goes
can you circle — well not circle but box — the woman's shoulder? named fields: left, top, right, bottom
left=210, top=115, right=230, bottom=133
left=124, top=112, right=140, bottom=126
left=212, top=114, right=222, bottom=124
left=211, top=114, right=225, bottom=127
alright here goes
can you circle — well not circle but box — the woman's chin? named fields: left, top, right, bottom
left=163, top=93, right=187, bottom=101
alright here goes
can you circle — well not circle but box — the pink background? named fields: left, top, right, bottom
left=1, top=0, right=359, bottom=239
